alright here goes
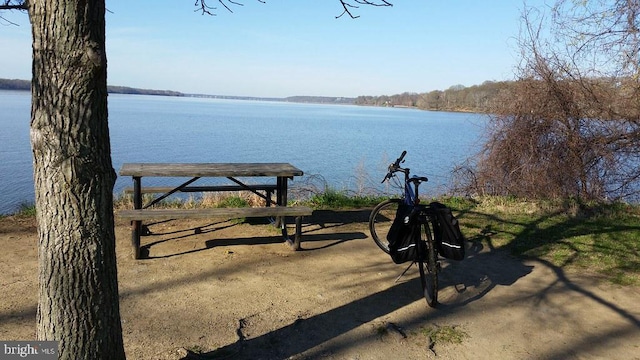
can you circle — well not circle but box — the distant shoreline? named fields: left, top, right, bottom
left=1, top=77, right=500, bottom=113
left=0, top=78, right=356, bottom=105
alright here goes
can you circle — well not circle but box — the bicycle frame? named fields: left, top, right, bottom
left=384, top=151, right=430, bottom=206
left=400, top=168, right=419, bottom=206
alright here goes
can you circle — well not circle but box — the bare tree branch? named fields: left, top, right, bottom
left=195, top=0, right=266, bottom=15
left=0, top=0, right=27, bottom=26
left=337, top=0, right=393, bottom=19
left=0, top=0, right=27, bottom=10
left=193, top=0, right=392, bottom=18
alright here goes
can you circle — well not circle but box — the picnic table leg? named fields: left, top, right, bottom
left=283, top=216, right=303, bottom=250
left=275, top=176, right=288, bottom=227
left=292, top=216, right=303, bottom=250
left=131, top=222, right=141, bottom=259
left=266, top=189, right=273, bottom=207
left=131, top=176, right=142, bottom=259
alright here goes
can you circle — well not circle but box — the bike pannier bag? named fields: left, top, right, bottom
left=386, top=203, right=422, bottom=264
left=429, top=202, right=465, bottom=261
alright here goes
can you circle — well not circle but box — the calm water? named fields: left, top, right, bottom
left=0, top=90, right=486, bottom=214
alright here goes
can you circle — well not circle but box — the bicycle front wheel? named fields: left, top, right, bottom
left=368, top=198, right=402, bottom=254
left=418, top=221, right=438, bottom=307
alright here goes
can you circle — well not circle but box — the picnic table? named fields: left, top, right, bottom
left=118, top=163, right=312, bottom=259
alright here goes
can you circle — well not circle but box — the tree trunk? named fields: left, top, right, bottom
left=28, top=1, right=125, bottom=359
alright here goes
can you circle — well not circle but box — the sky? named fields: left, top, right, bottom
left=0, top=1, right=550, bottom=98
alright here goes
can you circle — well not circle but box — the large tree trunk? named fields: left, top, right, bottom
left=28, top=1, right=125, bottom=359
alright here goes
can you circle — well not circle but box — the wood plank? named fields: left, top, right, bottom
left=119, top=163, right=303, bottom=178
left=122, top=185, right=278, bottom=194
left=118, top=206, right=313, bottom=220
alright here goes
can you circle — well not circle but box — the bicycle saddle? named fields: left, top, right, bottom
left=409, top=176, right=429, bottom=183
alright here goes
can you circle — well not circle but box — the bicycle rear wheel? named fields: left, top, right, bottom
left=368, top=198, right=402, bottom=254
left=417, top=221, right=438, bottom=307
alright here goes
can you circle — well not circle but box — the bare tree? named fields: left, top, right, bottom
left=468, top=1, right=640, bottom=202
left=1, top=1, right=393, bottom=359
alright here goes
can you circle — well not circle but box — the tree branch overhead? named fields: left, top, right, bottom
left=193, top=0, right=392, bottom=18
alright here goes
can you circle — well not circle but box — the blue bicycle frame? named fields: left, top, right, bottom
left=384, top=150, right=428, bottom=208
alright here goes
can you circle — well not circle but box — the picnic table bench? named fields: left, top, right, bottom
left=118, top=163, right=312, bottom=259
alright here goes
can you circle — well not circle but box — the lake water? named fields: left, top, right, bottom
left=0, top=90, right=486, bottom=214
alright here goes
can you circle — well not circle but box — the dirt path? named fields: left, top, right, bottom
left=1, top=210, right=639, bottom=359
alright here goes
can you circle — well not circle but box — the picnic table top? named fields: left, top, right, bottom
left=119, top=163, right=304, bottom=178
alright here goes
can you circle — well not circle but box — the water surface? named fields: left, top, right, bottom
left=0, top=91, right=486, bottom=214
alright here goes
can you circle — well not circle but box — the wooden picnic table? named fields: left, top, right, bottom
left=118, top=163, right=311, bottom=259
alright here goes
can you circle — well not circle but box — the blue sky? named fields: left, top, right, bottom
left=0, top=1, right=549, bottom=98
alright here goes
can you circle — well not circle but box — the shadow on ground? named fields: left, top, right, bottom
left=178, top=217, right=537, bottom=360
left=138, top=209, right=372, bottom=258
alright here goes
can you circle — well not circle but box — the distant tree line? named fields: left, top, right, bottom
left=0, top=78, right=184, bottom=96
left=0, top=78, right=30, bottom=90
left=354, top=80, right=513, bottom=113
left=284, top=96, right=355, bottom=104
left=106, top=85, right=183, bottom=97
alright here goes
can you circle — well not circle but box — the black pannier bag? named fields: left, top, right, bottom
left=386, top=203, right=423, bottom=264
left=429, top=201, right=466, bottom=261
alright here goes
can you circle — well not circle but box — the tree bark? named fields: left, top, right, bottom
left=28, top=0, right=125, bottom=359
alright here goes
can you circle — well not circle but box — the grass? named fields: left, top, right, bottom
left=303, top=187, right=386, bottom=209
left=420, top=324, right=468, bottom=345
left=452, top=196, right=640, bottom=285
left=0, top=202, right=36, bottom=219
left=214, top=196, right=249, bottom=208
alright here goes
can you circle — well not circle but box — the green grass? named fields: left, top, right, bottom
left=18, top=203, right=37, bottom=216
left=453, top=196, right=640, bottom=285
left=0, top=202, right=37, bottom=218
left=420, top=324, right=468, bottom=345
left=302, top=192, right=640, bottom=285
left=215, top=196, right=249, bottom=208
left=303, top=187, right=386, bottom=209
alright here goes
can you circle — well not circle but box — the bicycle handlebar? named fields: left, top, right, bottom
left=382, top=150, right=408, bottom=183
left=394, top=150, right=407, bottom=168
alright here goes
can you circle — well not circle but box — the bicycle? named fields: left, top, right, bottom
left=368, top=151, right=440, bottom=307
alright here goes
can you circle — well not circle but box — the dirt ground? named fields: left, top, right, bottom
left=1, top=210, right=639, bottom=360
